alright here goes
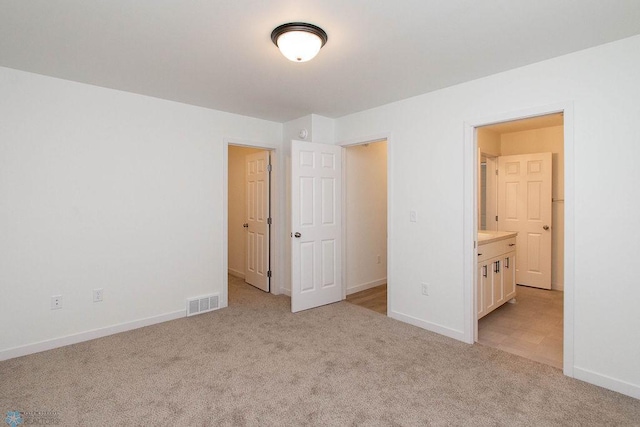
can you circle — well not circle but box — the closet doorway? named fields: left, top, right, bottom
left=343, top=139, right=389, bottom=315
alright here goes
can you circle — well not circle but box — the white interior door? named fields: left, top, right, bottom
left=245, top=150, right=270, bottom=292
left=498, top=153, right=552, bottom=289
left=291, top=140, right=342, bottom=312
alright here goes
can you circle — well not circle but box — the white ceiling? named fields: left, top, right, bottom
left=2, top=1, right=640, bottom=123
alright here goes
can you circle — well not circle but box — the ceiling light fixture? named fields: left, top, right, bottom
left=271, top=22, right=328, bottom=63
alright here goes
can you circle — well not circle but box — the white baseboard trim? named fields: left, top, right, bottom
left=389, top=311, right=466, bottom=342
left=0, top=310, right=185, bottom=362
left=281, top=288, right=291, bottom=297
left=228, top=268, right=245, bottom=279
left=573, top=367, right=640, bottom=399
left=346, top=278, right=387, bottom=295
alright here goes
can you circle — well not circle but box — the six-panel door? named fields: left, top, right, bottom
left=291, top=140, right=342, bottom=312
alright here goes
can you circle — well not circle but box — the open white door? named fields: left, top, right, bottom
left=245, top=150, right=270, bottom=292
left=498, top=153, right=552, bottom=289
left=291, top=140, right=342, bottom=312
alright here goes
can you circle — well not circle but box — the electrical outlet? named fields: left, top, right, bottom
left=93, top=288, right=104, bottom=302
left=410, top=210, right=418, bottom=222
left=421, top=283, right=429, bottom=296
left=377, top=255, right=381, bottom=264
left=51, top=295, right=62, bottom=310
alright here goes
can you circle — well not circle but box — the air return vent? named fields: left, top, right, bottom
left=186, top=294, right=220, bottom=317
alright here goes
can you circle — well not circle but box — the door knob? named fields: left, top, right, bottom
left=543, top=225, right=550, bottom=230
left=294, top=232, right=301, bottom=238
left=243, top=223, right=249, bottom=228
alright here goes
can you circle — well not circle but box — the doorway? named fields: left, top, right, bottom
left=342, top=139, right=388, bottom=315
left=227, top=144, right=272, bottom=293
left=475, top=113, right=565, bottom=369
left=288, top=137, right=390, bottom=314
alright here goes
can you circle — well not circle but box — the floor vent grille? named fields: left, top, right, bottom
left=187, top=294, right=220, bottom=316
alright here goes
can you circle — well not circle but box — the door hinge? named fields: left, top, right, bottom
left=267, top=164, right=272, bottom=172
left=267, top=217, right=272, bottom=225
left=495, top=215, right=498, bottom=222
left=495, top=169, right=498, bottom=175
left=267, top=270, right=272, bottom=278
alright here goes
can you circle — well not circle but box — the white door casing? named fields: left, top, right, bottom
left=291, top=140, right=342, bottom=312
left=498, top=153, right=552, bottom=289
left=245, top=150, right=270, bottom=292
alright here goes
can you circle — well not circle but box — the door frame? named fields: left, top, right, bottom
left=222, top=138, right=281, bottom=308
left=463, top=103, right=575, bottom=377
left=338, top=133, right=393, bottom=312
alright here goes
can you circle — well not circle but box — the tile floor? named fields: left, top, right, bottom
left=477, top=285, right=564, bottom=369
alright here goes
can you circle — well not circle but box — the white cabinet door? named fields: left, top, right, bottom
left=498, top=153, right=552, bottom=289
left=493, top=258, right=505, bottom=307
left=485, top=258, right=499, bottom=313
left=503, top=252, right=516, bottom=301
left=477, top=263, right=488, bottom=319
left=291, top=141, right=342, bottom=313
left=245, top=151, right=270, bottom=292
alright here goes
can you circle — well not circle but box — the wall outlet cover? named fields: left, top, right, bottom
left=51, top=295, right=62, bottom=310
left=93, top=288, right=104, bottom=302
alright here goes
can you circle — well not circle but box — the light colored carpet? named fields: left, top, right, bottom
left=1, top=276, right=639, bottom=425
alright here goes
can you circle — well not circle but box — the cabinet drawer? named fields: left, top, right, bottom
left=477, top=237, right=516, bottom=262
left=499, top=237, right=517, bottom=255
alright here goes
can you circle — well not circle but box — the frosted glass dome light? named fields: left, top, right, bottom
left=271, top=22, right=328, bottom=63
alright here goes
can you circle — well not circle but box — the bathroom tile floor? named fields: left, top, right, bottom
left=478, top=285, right=564, bottom=369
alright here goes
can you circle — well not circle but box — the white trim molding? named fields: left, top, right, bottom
left=573, top=367, right=640, bottom=400
left=346, top=278, right=387, bottom=295
left=0, top=310, right=185, bottom=362
left=389, top=310, right=466, bottom=342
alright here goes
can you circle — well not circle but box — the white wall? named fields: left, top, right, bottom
left=345, top=141, right=387, bottom=294
left=227, top=145, right=264, bottom=278
left=335, top=35, right=640, bottom=398
left=501, top=126, right=564, bottom=290
left=0, top=67, right=282, bottom=359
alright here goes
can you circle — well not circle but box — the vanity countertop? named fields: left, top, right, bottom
left=477, top=230, right=517, bottom=245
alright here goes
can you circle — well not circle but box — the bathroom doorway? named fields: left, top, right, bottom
left=475, top=113, right=565, bottom=369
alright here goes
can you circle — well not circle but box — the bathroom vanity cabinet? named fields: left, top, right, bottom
left=477, top=232, right=517, bottom=319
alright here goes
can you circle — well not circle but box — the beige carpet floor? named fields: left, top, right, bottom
left=1, top=276, right=639, bottom=426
